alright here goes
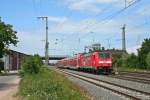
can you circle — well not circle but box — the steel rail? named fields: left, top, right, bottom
left=109, top=75, right=150, bottom=84
left=55, top=68, right=150, bottom=100
left=119, top=71, right=150, bottom=76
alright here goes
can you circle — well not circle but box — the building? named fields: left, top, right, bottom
left=0, top=50, right=29, bottom=71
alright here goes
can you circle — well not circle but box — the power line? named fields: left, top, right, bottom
left=62, top=0, right=120, bottom=41
left=97, top=0, right=142, bottom=25
left=56, top=0, right=123, bottom=48
left=32, top=0, right=76, bottom=55
left=73, top=0, right=142, bottom=51
left=79, top=0, right=141, bottom=49
left=90, top=0, right=141, bottom=28
left=127, top=21, right=149, bottom=32
left=91, top=0, right=120, bottom=18
left=79, top=0, right=142, bottom=39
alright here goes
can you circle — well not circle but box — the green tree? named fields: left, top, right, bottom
left=138, top=38, right=150, bottom=69
left=0, top=20, right=18, bottom=58
left=121, top=53, right=130, bottom=68
left=0, top=19, right=18, bottom=73
left=112, top=51, right=138, bottom=69
left=146, top=52, right=150, bottom=70
left=112, top=52, right=123, bottom=67
left=124, top=53, right=138, bottom=68
left=20, top=54, right=43, bottom=76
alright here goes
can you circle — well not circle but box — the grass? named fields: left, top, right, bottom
left=0, top=70, right=6, bottom=76
left=18, top=67, right=89, bottom=100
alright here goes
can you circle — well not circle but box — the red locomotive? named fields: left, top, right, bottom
left=57, top=51, right=112, bottom=73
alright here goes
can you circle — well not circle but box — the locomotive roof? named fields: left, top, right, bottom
left=59, top=51, right=111, bottom=61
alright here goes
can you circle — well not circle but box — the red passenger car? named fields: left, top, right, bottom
left=57, top=51, right=112, bottom=73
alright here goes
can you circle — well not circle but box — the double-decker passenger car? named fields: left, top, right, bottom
left=57, top=51, right=112, bottom=73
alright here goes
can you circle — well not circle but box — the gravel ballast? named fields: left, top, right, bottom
left=66, top=75, right=127, bottom=100
left=65, top=69, right=150, bottom=94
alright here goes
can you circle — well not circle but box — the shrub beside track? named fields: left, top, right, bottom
left=18, top=55, right=88, bottom=100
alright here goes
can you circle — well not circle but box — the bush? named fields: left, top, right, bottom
left=19, top=68, right=87, bottom=100
left=112, top=52, right=123, bottom=68
left=146, top=52, right=150, bottom=70
left=20, top=54, right=43, bottom=76
left=113, top=52, right=139, bottom=69
left=122, top=53, right=138, bottom=68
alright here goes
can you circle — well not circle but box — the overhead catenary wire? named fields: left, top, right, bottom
left=127, top=20, right=149, bottom=32
left=77, top=0, right=142, bottom=50
left=71, top=0, right=141, bottom=52
left=79, top=0, right=142, bottom=40
left=32, top=0, right=76, bottom=55
left=33, top=0, right=143, bottom=54
left=62, top=0, right=120, bottom=41
left=52, top=0, right=121, bottom=46
left=73, top=1, right=139, bottom=34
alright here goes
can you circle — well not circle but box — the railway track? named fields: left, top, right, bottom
left=110, top=71, right=150, bottom=84
left=57, top=67, right=150, bottom=84
left=61, top=68, right=150, bottom=85
left=111, top=75, right=150, bottom=84
left=55, top=68, right=150, bottom=100
left=119, top=71, right=150, bottom=78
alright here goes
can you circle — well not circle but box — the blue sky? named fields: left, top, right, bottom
left=0, top=0, right=150, bottom=56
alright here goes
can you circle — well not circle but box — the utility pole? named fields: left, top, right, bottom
left=37, top=16, right=49, bottom=65
left=121, top=24, right=126, bottom=52
left=77, top=38, right=80, bottom=68
left=121, top=24, right=126, bottom=74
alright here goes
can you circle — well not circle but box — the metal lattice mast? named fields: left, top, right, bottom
left=121, top=24, right=126, bottom=52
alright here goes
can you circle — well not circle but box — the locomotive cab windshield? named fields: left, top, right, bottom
left=99, top=52, right=110, bottom=59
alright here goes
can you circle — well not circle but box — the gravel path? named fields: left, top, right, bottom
left=0, top=75, right=20, bottom=100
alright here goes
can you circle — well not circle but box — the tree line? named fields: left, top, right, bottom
left=113, top=38, right=150, bottom=70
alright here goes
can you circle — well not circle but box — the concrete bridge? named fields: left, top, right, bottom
left=41, top=55, right=69, bottom=60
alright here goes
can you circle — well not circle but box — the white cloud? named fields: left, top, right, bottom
left=11, top=15, right=149, bottom=55
left=127, top=45, right=141, bottom=55
left=47, top=16, right=150, bottom=55
left=62, top=0, right=144, bottom=13
left=48, top=16, right=68, bottom=23
left=136, top=4, right=150, bottom=16
left=63, top=0, right=119, bottom=13
left=66, top=0, right=101, bottom=13
left=10, top=30, right=45, bottom=55
left=48, top=16, right=141, bottom=35
left=49, top=18, right=103, bottom=34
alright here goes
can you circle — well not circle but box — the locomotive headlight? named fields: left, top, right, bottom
left=99, top=61, right=104, bottom=63
left=106, top=61, right=111, bottom=63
